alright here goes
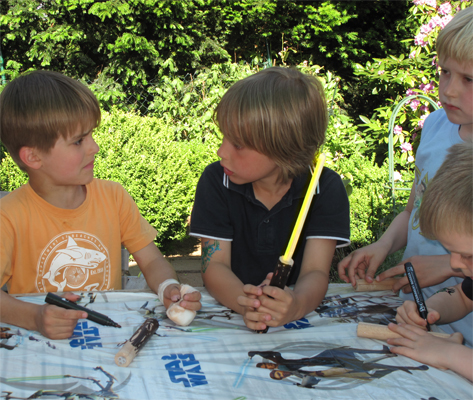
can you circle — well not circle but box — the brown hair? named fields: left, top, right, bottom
left=0, top=70, right=101, bottom=170
left=419, top=141, right=473, bottom=240
left=437, top=7, right=473, bottom=64
left=214, top=67, right=328, bottom=182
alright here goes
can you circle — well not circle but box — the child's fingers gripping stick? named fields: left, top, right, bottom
left=158, top=279, right=199, bottom=326
left=158, top=279, right=181, bottom=304
left=357, top=322, right=462, bottom=343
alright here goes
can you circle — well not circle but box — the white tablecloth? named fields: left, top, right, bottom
left=1, top=285, right=471, bottom=399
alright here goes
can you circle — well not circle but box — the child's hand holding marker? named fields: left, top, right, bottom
left=404, top=262, right=432, bottom=331
left=396, top=300, right=441, bottom=330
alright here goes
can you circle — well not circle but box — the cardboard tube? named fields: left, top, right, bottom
left=355, top=278, right=400, bottom=292
left=115, top=318, right=159, bottom=367
left=357, top=322, right=463, bottom=343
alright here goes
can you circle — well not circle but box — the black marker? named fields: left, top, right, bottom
left=45, top=292, right=121, bottom=328
left=404, top=262, right=431, bottom=331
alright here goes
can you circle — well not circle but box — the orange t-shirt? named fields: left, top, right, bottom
left=1, top=179, right=157, bottom=294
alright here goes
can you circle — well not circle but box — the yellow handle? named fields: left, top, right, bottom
left=281, top=153, right=326, bottom=264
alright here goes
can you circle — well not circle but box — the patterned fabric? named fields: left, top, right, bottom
left=0, top=286, right=470, bottom=399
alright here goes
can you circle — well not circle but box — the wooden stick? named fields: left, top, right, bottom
left=357, top=322, right=463, bottom=343
left=115, top=318, right=159, bottom=367
left=355, top=277, right=400, bottom=292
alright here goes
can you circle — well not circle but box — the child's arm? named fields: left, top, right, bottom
left=244, top=238, right=335, bottom=329
left=387, top=323, right=471, bottom=381
left=132, top=242, right=201, bottom=311
left=338, top=182, right=415, bottom=286
left=199, top=238, right=248, bottom=315
left=199, top=238, right=274, bottom=329
left=426, top=283, right=473, bottom=324
left=376, top=254, right=463, bottom=293
left=397, top=283, right=473, bottom=328
left=0, top=290, right=86, bottom=339
left=338, top=182, right=462, bottom=292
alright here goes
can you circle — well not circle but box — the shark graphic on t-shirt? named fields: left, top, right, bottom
left=43, top=236, right=106, bottom=291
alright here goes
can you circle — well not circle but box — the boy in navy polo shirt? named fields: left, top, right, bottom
left=388, top=142, right=472, bottom=381
left=190, top=67, right=350, bottom=331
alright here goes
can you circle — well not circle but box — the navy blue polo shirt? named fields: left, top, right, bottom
left=190, top=161, right=350, bottom=286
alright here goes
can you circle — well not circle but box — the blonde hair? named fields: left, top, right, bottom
left=0, top=70, right=101, bottom=170
left=437, top=7, right=473, bottom=64
left=419, top=142, right=473, bottom=240
left=214, top=67, right=328, bottom=183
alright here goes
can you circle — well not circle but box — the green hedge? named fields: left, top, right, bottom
left=0, top=108, right=220, bottom=253
left=334, top=154, right=392, bottom=246
left=0, top=110, right=407, bottom=256
left=93, top=109, right=219, bottom=252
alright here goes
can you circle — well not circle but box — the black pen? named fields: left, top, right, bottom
left=45, top=292, right=121, bottom=328
left=404, top=262, right=431, bottom=331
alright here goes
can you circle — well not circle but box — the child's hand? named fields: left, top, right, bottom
left=239, top=273, right=273, bottom=300
left=256, top=285, right=301, bottom=327
left=179, top=289, right=202, bottom=312
left=163, top=284, right=201, bottom=327
left=159, top=280, right=202, bottom=311
left=337, top=241, right=389, bottom=286
left=35, top=293, right=86, bottom=340
left=237, top=274, right=284, bottom=330
left=396, top=300, right=440, bottom=328
left=259, top=272, right=273, bottom=288
left=162, top=282, right=182, bottom=308
left=237, top=284, right=265, bottom=330
left=158, top=279, right=182, bottom=308
left=387, top=322, right=462, bottom=370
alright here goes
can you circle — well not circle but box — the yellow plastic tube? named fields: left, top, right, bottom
left=281, top=153, right=326, bottom=264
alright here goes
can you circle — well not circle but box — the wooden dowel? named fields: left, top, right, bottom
left=355, top=278, right=400, bottom=292
left=115, top=318, right=159, bottom=367
left=357, top=322, right=463, bottom=343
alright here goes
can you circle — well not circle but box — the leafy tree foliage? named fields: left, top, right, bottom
left=1, top=1, right=411, bottom=92
left=1, top=0, right=230, bottom=84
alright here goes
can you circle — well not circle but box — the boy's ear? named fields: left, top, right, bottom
left=18, top=147, right=43, bottom=170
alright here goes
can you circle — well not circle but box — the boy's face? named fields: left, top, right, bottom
left=438, top=58, right=473, bottom=137
left=217, top=136, right=280, bottom=186
left=437, top=231, right=473, bottom=276
left=37, top=125, right=99, bottom=187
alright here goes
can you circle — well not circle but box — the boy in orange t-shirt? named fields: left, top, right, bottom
left=0, top=70, right=201, bottom=339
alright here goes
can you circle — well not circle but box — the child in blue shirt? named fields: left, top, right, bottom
left=388, top=142, right=473, bottom=381
left=338, top=6, right=473, bottom=345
